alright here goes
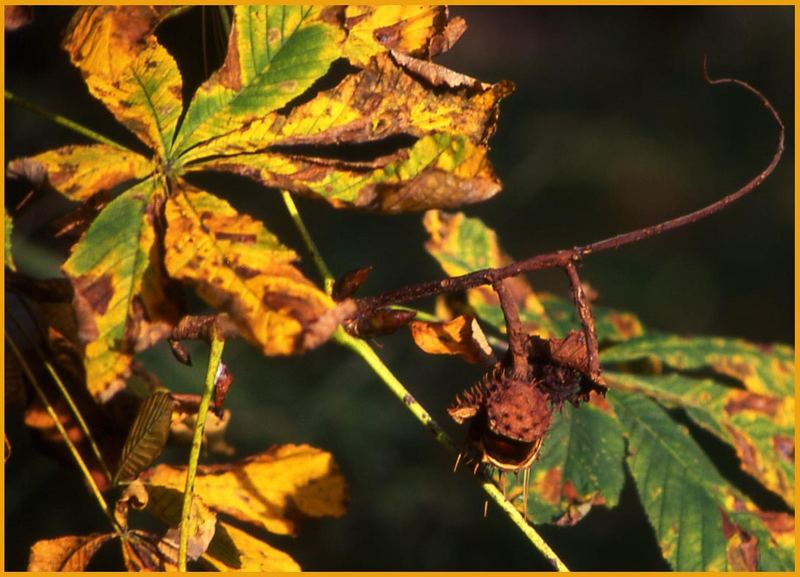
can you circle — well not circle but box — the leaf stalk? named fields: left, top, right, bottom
left=178, top=326, right=225, bottom=571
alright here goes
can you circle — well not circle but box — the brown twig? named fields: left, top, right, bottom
left=354, top=66, right=784, bottom=320
left=563, top=261, right=601, bottom=382
left=492, top=280, right=529, bottom=377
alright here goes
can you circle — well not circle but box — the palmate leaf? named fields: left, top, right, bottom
left=420, top=210, right=793, bottom=570
left=174, top=6, right=510, bottom=211
left=9, top=6, right=510, bottom=400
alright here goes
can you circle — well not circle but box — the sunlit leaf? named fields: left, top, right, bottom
left=512, top=397, right=625, bottom=525
left=123, top=530, right=177, bottom=572
left=28, top=533, right=114, bottom=571
left=164, top=182, right=336, bottom=356
left=409, top=315, right=493, bottom=364
left=342, top=5, right=449, bottom=65
left=114, top=390, right=174, bottom=484
left=607, top=371, right=794, bottom=506
left=7, top=145, right=153, bottom=202
left=173, top=6, right=509, bottom=212
left=171, top=6, right=346, bottom=158
left=601, top=335, right=794, bottom=396
left=63, top=7, right=183, bottom=156
left=143, top=485, right=217, bottom=562
left=610, top=390, right=793, bottom=571
left=144, top=444, right=348, bottom=536
left=204, top=522, right=300, bottom=572
left=63, top=177, right=176, bottom=401
left=5, top=211, right=15, bottom=271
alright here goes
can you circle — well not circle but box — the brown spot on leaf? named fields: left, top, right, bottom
left=215, top=232, right=258, bottom=243
left=539, top=467, right=563, bottom=504
left=713, top=357, right=756, bottom=384
left=232, top=266, right=259, bottom=280
left=725, top=427, right=760, bottom=477
left=720, top=510, right=759, bottom=571
left=772, top=435, right=794, bottom=462
left=73, top=274, right=114, bottom=316
left=724, top=393, right=780, bottom=417
left=607, top=312, right=640, bottom=339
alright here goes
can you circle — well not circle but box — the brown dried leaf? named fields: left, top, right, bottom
left=410, top=315, right=493, bottom=364
left=28, top=533, right=114, bottom=571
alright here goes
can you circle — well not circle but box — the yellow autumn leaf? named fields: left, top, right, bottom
left=343, top=5, right=448, bottom=66
left=144, top=444, right=348, bottom=536
left=204, top=522, right=300, bottom=572
left=7, top=144, right=153, bottom=202
left=62, top=6, right=183, bottom=156
left=410, top=315, right=493, bottom=364
left=164, top=182, right=337, bottom=356
left=28, top=533, right=115, bottom=571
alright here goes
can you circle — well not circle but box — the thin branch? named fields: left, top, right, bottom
left=563, top=262, right=601, bottom=382
left=6, top=334, right=123, bottom=537
left=334, top=328, right=569, bottom=571
left=5, top=90, right=132, bottom=151
left=6, top=312, right=113, bottom=482
left=355, top=71, right=783, bottom=315
left=178, top=326, right=225, bottom=572
left=492, top=280, right=529, bottom=377
left=280, top=190, right=335, bottom=294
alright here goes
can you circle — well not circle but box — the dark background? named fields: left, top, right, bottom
left=5, top=6, right=793, bottom=571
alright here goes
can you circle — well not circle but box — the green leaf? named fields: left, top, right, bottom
left=609, top=390, right=793, bottom=571
left=601, top=334, right=794, bottom=396
left=5, top=211, right=15, bottom=271
left=114, top=390, right=174, bottom=484
left=607, top=371, right=794, bottom=506
left=172, top=6, right=345, bottom=158
left=514, top=400, right=626, bottom=525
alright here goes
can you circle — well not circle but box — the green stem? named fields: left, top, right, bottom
left=6, top=334, right=123, bottom=536
left=7, top=313, right=113, bottom=482
left=279, top=190, right=334, bottom=294
left=178, top=327, right=225, bottom=572
left=5, top=90, right=131, bottom=150
left=282, top=189, right=569, bottom=571
left=334, top=329, right=569, bottom=571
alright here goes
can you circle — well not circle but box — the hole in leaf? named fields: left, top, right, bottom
left=274, top=59, right=360, bottom=116
left=268, top=133, right=419, bottom=166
